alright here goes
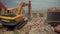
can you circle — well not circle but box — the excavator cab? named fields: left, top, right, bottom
left=1, top=8, right=16, bottom=17
left=0, top=0, right=31, bottom=30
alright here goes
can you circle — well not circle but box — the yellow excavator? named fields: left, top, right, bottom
left=0, top=0, right=31, bottom=30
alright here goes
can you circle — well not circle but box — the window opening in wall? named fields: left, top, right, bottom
left=32, top=13, right=37, bottom=18
left=39, top=13, right=44, bottom=17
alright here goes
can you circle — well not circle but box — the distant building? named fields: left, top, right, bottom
left=24, top=10, right=47, bottom=18
left=31, top=10, right=47, bottom=18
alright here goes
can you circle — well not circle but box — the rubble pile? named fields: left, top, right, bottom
left=19, top=17, right=55, bottom=34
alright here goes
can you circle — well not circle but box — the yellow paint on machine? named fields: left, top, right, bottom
left=0, top=14, right=23, bottom=20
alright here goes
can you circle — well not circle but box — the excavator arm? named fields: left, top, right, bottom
left=16, top=1, right=31, bottom=15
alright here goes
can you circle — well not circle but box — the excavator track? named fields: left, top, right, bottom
left=0, top=18, right=27, bottom=34
left=2, top=20, right=27, bottom=30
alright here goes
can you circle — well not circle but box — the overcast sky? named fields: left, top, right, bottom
left=0, top=0, right=60, bottom=10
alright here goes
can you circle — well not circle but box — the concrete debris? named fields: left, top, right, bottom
left=20, top=17, right=55, bottom=34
